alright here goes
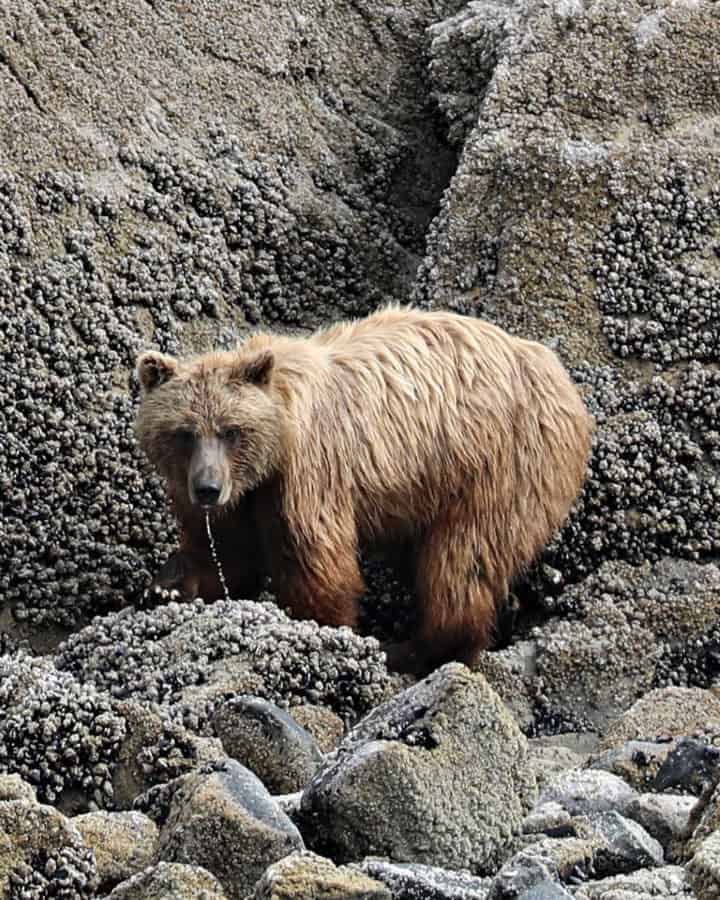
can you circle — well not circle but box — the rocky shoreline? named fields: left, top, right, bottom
left=2, top=641, right=720, bottom=898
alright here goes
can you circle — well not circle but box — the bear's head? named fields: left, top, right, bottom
left=135, top=347, right=283, bottom=510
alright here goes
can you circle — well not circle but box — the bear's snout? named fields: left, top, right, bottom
left=188, top=437, right=230, bottom=508
left=193, top=480, right=223, bottom=507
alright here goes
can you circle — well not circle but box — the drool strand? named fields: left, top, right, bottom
left=205, top=511, right=231, bottom=602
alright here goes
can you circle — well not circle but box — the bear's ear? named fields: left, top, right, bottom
left=241, top=349, right=275, bottom=386
left=136, top=351, right=178, bottom=393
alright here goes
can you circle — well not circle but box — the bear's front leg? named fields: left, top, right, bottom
left=145, top=547, right=213, bottom=603
left=270, top=539, right=366, bottom=630
left=145, top=507, right=265, bottom=605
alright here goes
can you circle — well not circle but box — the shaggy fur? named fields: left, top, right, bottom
left=135, top=306, right=593, bottom=673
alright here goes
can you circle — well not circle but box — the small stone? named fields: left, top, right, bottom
left=654, top=737, right=720, bottom=795
left=522, top=802, right=574, bottom=837
left=581, top=811, right=664, bottom=876
left=589, top=740, right=674, bottom=791
left=572, top=865, right=692, bottom=899
left=489, top=838, right=595, bottom=900
left=357, top=858, right=492, bottom=899
left=624, top=794, right=695, bottom=854
left=253, top=851, right=390, bottom=899
left=537, top=770, right=637, bottom=818
left=518, top=883, right=574, bottom=900
left=107, top=861, right=228, bottom=899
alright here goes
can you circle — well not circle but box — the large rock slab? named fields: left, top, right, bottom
left=301, top=663, right=537, bottom=874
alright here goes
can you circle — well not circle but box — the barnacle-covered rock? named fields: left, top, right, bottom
left=57, top=598, right=392, bottom=725
left=0, top=0, right=455, bottom=633
left=531, top=560, right=720, bottom=731
left=74, top=810, right=159, bottom=893
left=107, top=861, right=229, bottom=899
left=157, top=759, right=304, bottom=900
left=211, top=696, right=323, bottom=795
left=254, top=851, right=391, bottom=900
left=300, top=663, right=537, bottom=874
left=0, top=652, right=126, bottom=810
left=0, top=801, right=98, bottom=898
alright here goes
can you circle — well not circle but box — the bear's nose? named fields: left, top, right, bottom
left=194, top=482, right=222, bottom=507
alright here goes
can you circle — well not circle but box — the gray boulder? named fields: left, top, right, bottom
left=517, top=885, right=573, bottom=900
left=300, top=663, right=537, bottom=874
left=488, top=837, right=595, bottom=900
left=537, top=770, right=637, bottom=818
left=624, top=794, right=696, bottom=855
left=211, top=695, right=323, bottom=794
left=158, top=759, right=304, bottom=899
left=572, top=865, right=693, bottom=900
left=589, top=740, right=675, bottom=792
left=581, top=811, right=664, bottom=877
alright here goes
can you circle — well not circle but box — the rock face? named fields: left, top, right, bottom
left=0, top=0, right=456, bottom=635
left=300, top=664, right=537, bottom=874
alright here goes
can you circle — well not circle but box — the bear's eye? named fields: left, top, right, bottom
left=172, top=428, right=195, bottom=448
left=219, top=427, right=241, bottom=444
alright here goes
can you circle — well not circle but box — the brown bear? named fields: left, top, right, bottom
left=135, top=305, right=593, bottom=673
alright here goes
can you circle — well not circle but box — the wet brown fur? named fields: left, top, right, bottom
left=135, top=306, right=594, bottom=674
